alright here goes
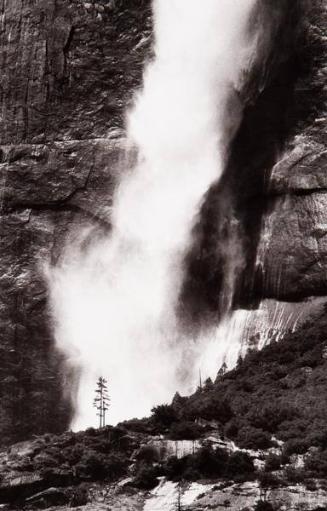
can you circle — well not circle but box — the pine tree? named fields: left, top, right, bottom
left=236, top=354, right=244, bottom=369
left=93, top=377, right=110, bottom=428
left=197, top=369, right=203, bottom=391
left=176, top=481, right=183, bottom=511
left=217, top=361, right=228, bottom=378
left=204, top=377, right=214, bottom=390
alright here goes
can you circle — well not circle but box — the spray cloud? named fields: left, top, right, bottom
left=49, top=0, right=257, bottom=429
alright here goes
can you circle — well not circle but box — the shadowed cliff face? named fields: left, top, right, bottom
left=179, top=0, right=327, bottom=331
left=0, top=0, right=325, bottom=444
left=250, top=0, right=327, bottom=302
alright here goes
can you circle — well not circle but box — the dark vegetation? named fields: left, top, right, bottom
left=0, top=427, right=132, bottom=507
left=217, top=307, right=327, bottom=455
left=122, top=305, right=327, bottom=485
left=9, top=427, right=131, bottom=485
left=3, top=306, right=327, bottom=506
left=133, top=448, right=255, bottom=490
left=0, top=428, right=257, bottom=507
left=254, top=502, right=276, bottom=511
left=124, top=305, right=327, bottom=456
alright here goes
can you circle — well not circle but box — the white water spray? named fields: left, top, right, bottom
left=49, top=0, right=257, bottom=429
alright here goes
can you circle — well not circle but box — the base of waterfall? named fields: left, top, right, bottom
left=1, top=311, right=327, bottom=510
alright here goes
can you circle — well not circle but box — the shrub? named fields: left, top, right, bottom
left=285, top=466, right=304, bottom=484
left=65, top=444, right=84, bottom=466
left=265, top=454, right=282, bottom=472
left=151, top=404, right=178, bottom=428
left=254, top=501, right=276, bottom=511
left=169, top=421, right=202, bottom=440
left=284, top=438, right=309, bottom=456
left=75, top=451, right=108, bottom=480
left=70, top=484, right=88, bottom=507
left=136, top=445, right=160, bottom=464
left=299, top=349, right=320, bottom=368
left=224, top=419, right=239, bottom=439
left=74, top=451, right=125, bottom=481
left=191, top=447, right=229, bottom=478
left=307, top=428, right=327, bottom=449
left=278, top=417, right=311, bottom=442
left=305, top=479, right=318, bottom=492
left=164, top=447, right=230, bottom=481
left=85, top=428, right=96, bottom=437
left=133, top=464, right=162, bottom=490
left=91, top=439, right=112, bottom=454
left=187, top=394, right=233, bottom=424
left=165, top=456, right=189, bottom=481
left=43, top=447, right=65, bottom=463
left=305, top=450, right=327, bottom=477
left=236, top=425, right=273, bottom=450
left=33, top=453, right=59, bottom=470
left=247, top=404, right=297, bottom=434
left=106, top=455, right=126, bottom=480
left=119, top=418, right=152, bottom=434
left=226, top=451, right=254, bottom=477
left=204, top=378, right=214, bottom=390
left=258, top=472, right=284, bottom=489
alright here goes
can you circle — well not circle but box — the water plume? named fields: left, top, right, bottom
left=48, top=0, right=257, bottom=429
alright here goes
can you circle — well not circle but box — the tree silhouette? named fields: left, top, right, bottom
left=93, top=377, right=110, bottom=428
left=217, top=361, right=228, bottom=378
left=176, top=481, right=183, bottom=510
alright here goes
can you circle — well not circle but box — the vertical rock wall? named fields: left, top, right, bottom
left=0, top=0, right=151, bottom=444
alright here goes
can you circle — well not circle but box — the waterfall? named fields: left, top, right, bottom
left=48, top=0, right=257, bottom=429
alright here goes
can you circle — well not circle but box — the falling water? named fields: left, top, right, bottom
left=199, top=298, right=321, bottom=381
left=48, top=0, right=257, bottom=429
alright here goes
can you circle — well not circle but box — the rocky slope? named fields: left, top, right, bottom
left=0, top=0, right=326, bottom=444
left=39, top=481, right=327, bottom=511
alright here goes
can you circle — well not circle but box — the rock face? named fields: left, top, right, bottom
left=191, top=481, right=327, bottom=511
left=0, top=0, right=151, bottom=444
left=180, top=0, right=327, bottom=325
left=0, top=0, right=326, bottom=444
left=238, top=0, right=327, bottom=302
left=255, top=1, right=327, bottom=302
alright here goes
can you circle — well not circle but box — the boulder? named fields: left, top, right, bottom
left=0, top=473, right=47, bottom=503
left=26, top=487, right=69, bottom=508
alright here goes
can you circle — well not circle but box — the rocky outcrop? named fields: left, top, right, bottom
left=191, top=481, right=327, bottom=511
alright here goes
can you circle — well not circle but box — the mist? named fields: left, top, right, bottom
left=48, top=0, right=257, bottom=429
